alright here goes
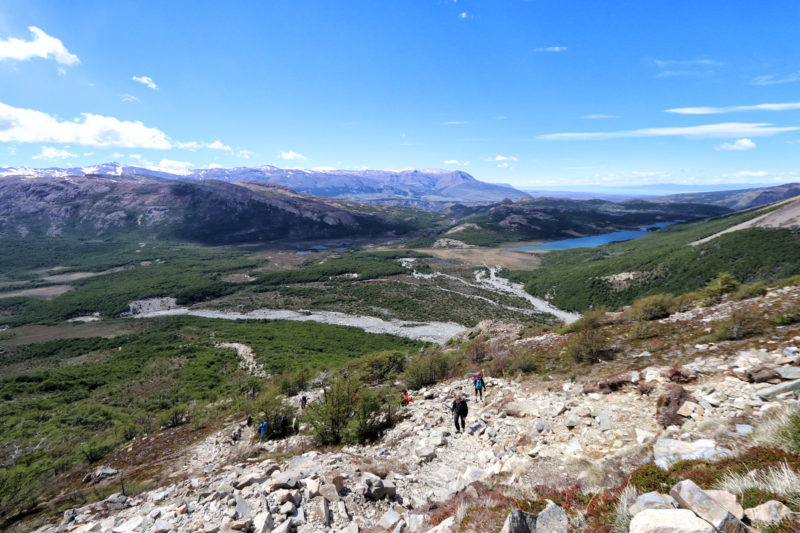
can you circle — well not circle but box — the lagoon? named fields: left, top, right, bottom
left=512, top=229, right=653, bottom=252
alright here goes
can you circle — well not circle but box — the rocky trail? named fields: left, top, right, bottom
left=41, top=322, right=800, bottom=533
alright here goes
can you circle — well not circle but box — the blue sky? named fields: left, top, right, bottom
left=1, top=0, right=799, bottom=190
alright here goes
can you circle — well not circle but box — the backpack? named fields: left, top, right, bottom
left=476, top=378, right=483, bottom=389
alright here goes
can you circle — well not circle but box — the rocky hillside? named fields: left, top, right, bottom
left=26, top=283, right=800, bottom=533
left=0, top=175, right=415, bottom=243
left=0, top=164, right=529, bottom=208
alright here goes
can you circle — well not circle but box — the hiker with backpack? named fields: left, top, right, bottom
left=401, top=389, right=412, bottom=405
left=258, top=420, right=268, bottom=440
left=473, top=370, right=485, bottom=401
left=451, top=393, right=468, bottom=434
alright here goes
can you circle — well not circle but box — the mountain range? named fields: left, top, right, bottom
left=0, top=163, right=528, bottom=208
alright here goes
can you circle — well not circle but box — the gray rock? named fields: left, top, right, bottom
left=535, top=501, right=567, bottom=533
left=392, top=519, right=406, bottom=533
left=705, top=490, right=744, bottom=520
left=308, top=496, right=330, bottom=526
left=112, top=516, right=143, bottom=533
left=271, top=519, right=291, bottom=533
left=235, top=495, right=251, bottom=521
left=776, top=366, right=800, bottom=380
left=783, top=347, right=798, bottom=358
left=278, top=500, right=296, bottom=515
left=564, top=415, right=579, bottom=429
left=406, top=514, right=428, bottom=533
left=744, top=500, right=792, bottom=524
left=629, top=509, right=715, bottom=533
left=670, top=479, right=748, bottom=533
left=596, top=411, right=611, bottom=432
left=535, top=419, right=552, bottom=434
left=499, top=509, right=537, bottom=533
left=271, top=472, right=298, bottom=489
left=378, top=509, right=402, bottom=530
left=628, top=492, right=675, bottom=515
left=234, top=471, right=267, bottom=489
left=414, top=444, right=436, bottom=462
left=653, top=438, right=730, bottom=469
left=758, top=378, right=800, bottom=399
left=289, top=506, right=305, bottom=525
left=252, top=512, right=274, bottom=533
left=319, top=483, right=340, bottom=502
left=734, top=424, right=753, bottom=436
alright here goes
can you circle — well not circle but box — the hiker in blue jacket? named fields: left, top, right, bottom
left=473, top=370, right=485, bottom=401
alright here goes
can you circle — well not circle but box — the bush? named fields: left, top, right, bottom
left=505, top=349, right=541, bottom=374
left=628, top=464, right=674, bottom=493
left=564, top=309, right=610, bottom=364
left=702, top=272, right=740, bottom=304
left=156, top=404, right=190, bottom=429
left=710, top=304, right=766, bottom=341
left=80, top=436, right=116, bottom=463
left=629, top=293, right=675, bottom=321
left=344, top=350, right=407, bottom=384
left=276, top=369, right=311, bottom=397
left=733, top=281, right=768, bottom=300
left=403, top=349, right=456, bottom=390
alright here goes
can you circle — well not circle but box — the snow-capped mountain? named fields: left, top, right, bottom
left=0, top=163, right=529, bottom=206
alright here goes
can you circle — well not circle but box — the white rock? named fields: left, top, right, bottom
left=629, top=509, right=715, bottom=533
left=744, top=500, right=793, bottom=524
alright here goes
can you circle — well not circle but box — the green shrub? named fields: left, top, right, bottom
left=344, top=350, right=408, bottom=384
left=564, top=309, right=610, bottom=364
left=402, top=350, right=456, bottom=390
left=710, top=304, right=766, bottom=341
left=702, top=272, right=740, bottom=304
left=156, top=404, right=190, bottom=429
left=80, top=436, right=116, bottom=463
left=629, top=464, right=674, bottom=493
left=773, top=313, right=800, bottom=327
left=629, top=293, right=675, bottom=321
left=733, top=281, right=768, bottom=301
left=253, top=387, right=297, bottom=439
left=276, top=369, right=311, bottom=397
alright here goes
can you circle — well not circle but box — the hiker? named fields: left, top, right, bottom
left=246, top=413, right=253, bottom=426
left=451, top=393, right=468, bottom=433
left=401, top=389, right=412, bottom=405
left=280, top=415, right=288, bottom=437
left=473, top=370, right=485, bottom=401
left=292, top=416, right=300, bottom=435
left=258, top=420, right=268, bottom=440
left=300, top=395, right=307, bottom=409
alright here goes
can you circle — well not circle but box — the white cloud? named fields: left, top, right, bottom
left=83, top=152, right=94, bottom=156
left=651, top=58, right=722, bottom=77
left=534, top=46, right=567, bottom=53
left=121, top=94, right=140, bottom=103
left=497, top=162, right=510, bottom=168
left=538, top=122, right=800, bottom=141
left=735, top=170, right=768, bottom=177
left=667, top=102, right=800, bottom=115
left=157, top=158, right=192, bottom=170
left=0, top=101, right=172, bottom=148
left=0, top=26, right=79, bottom=66
left=583, top=114, right=617, bottom=119
left=237, top=150, right=252, bottom=159
left=459, top=12, right=467, bottom=19
left=311, top=166, right=337, bottom=171
left=484, top=155, right=518, bottom=162
left=132, top=75, right=158, bottom=90
left=207, top=163, right=223, bottom=169
left=751, top=72, right=800, bottom=86
left=440, top=120, right=469, bottom=125
left=444, top=160, right=469, bottom=166
left=32, top=146, right=77, bottom=160
left=176, top=140, right=231, bottom=152
left=279, top=151, right=307, bottom=160
left=715, top=138, right=756, bottom=151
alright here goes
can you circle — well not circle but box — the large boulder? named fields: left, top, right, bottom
left=758, top=379, right=800, bottom=399
left=744, top=500, right=793, bottom=524
left=628, top=492, right=675, bottom=515
left=535, top=501, right=567, bottom=533
left=629, top=509, right=715, bottom=533
left=670, top=479, right=748, bottom=533
left=653, top=439, right=730, bottom=469
left=499, top=510, right=537, bottom=533
left=704, top=490, right=743, bottom=520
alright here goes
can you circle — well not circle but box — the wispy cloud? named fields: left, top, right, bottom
left=715, top=138, right=756, bottom=151
left=132, top=75, right=158, bottom=90
left=443, top=159, right=469, bottom=166
left=583, top=114, right=617, bottom=119
left=534, top=46, right=567, bottom=53
left=751, top=72, right=800, bottom=86
left=538, top=122, right=800, bottom=141
left=157, top=158, right=192, bottom=170
left=121, top=94, right=140, bottom=103
left=667, top=101, right=800, bottom=115
left=651, top=58, right=723, bottom=77
left=0, top=26, right=79, bottom=66
left=176, top=140, right=232, bottom=152
left=279, top=151, right=307, bottom=161
left=440, top=120, right=469, bottom=126
left=0, top=100, right=171, bottom=148
left=484, top=155, right=518, bottom=161
left=497, top=162, right=511, bottom=168
left=459, top=12, right=467, bottom=19
left=237, top=150, right=252, bottom=159
left=32, top=146, right=77, bottom=160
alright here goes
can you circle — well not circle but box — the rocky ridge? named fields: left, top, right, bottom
left=36, top=328, right=800, bottom=533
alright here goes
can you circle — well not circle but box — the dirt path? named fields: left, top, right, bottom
left=692, top=195, right=800, bottom=246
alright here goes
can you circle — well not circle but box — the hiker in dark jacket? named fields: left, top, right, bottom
left=451, top=394, right=468, bottom=433
left=473, top=370, right=485, bottom=401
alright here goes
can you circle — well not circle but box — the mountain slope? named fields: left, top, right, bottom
left=0, top=174, right=415, bottom=243
left=0, top=163, right=529, bottom=206
left=658, top=182, right=800, bottom=210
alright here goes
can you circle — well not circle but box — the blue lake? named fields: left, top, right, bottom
left=512, top=227, right=664, bottom=252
